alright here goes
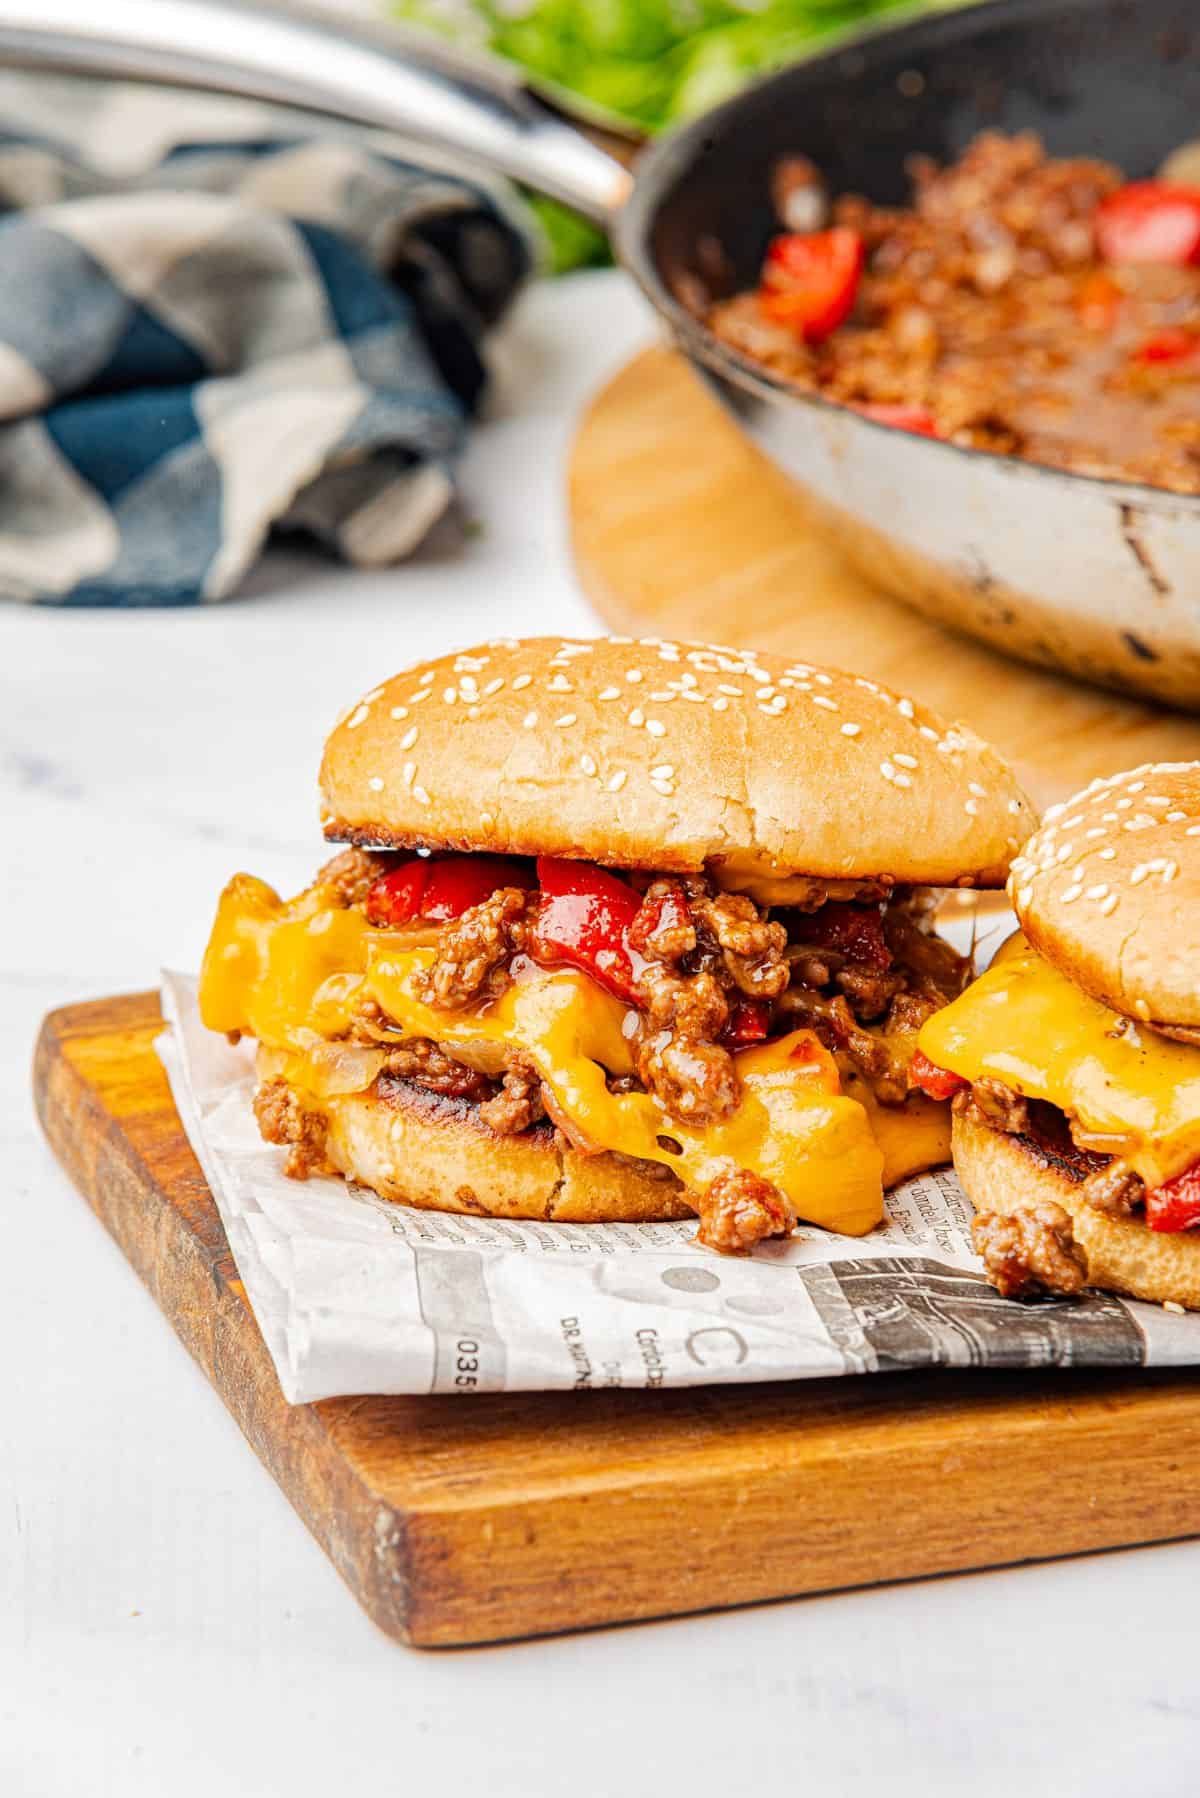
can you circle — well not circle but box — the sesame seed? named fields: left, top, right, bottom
left=1116, top=797, right=1133, bottom=811
left=629, top=708, right=645, bottom=727
left=880, top=761, right=897, bottom=780
left=651, top=764, right=675, bottom=779
left=1166, top=810, right=1187, bottom=822
left=1099, top=895, right=1119, bottom=916
left=895, top=752, right=918, bottom=769
left=418, top=670, right=434, bottom=686
left=1130, top=864, right=1151, bottom=885
left=1188, top=825, right=1200, bottom=837
left=459, top=676, right=478, bottom=697
left=648, top=690, right=676, bottom=702
left=921, top=726, right=941, bottom=743
left=368, top=776, right=384, bottom=792
left=651, top=780, right=676, bottom=798
left=608, top=770, right=627, bottom=793
left=1085, top=884, right=1109, bottom=900
left=679, top=690, right=705, bottom=704
left=897, top=697, right=915, bottom=718
left=483, top=677, right=505, bottom=696
left=815, top=673, right=834, bottom=687
left=402, top=762, right=415, bottom=787
left=512, top=673, right=532, bottom=691
left=346, top=705, right=369, bottom=730
left=646, top=718, right=667, bottom=737
left=841, top=722, right=862, bottom=737
left=680, top=673, right=698, bottom=689
left=390, top=705, right=408, bottom=721
left=894, top=772, right=913, bottom=788
left=1016, top=886, right=1033, bottom=909
left=523, top=711, right=538, bottom=729
left=965, top=798, right=979, bottom=816
left=712, top=696, right=729, bottom=711
left=1061, top=884, right=1082, bottom=903
left=400, top=726, right=418, bottom=751
left=1162, top=860, right=1179, bottom=882
left=1099, top=847, right=1116, bottom=860
left=413, top=786, right=431, bottom=807
left=443, top=688, right=456, bottom=705
left=1085, top=827, right=1106, bottom=839
left=548, top=674, right=573, bottom=693
left=408, top=689, right=430, bottom=704
left=580, top=753, right=597, bottom=776
left=812, top=695, right=838, bottom=712
left=554, top=713, right=577, bottom=728
left=968, top=781, right=986, bottom=797
left=626, top=670, right=644, bottom=684
left=599, top=687, right=620, bottom=701
left=1128, top=780, right=1146, bottom=793
left=717, top=684, right=743, bottom=697
left=363, top=687, right=384, bottom=703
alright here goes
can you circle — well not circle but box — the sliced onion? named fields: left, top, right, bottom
left=303, top=1042, right=387, bottom=1096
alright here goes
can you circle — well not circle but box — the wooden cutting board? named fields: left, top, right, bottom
left=569, top=349, right=1200, bottom=809
left=34, top=990, right=1200, bottom=1648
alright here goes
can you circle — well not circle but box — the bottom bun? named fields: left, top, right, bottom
left=318, top=1072, right=694, bottom=1226
left=952, top=1108, right=1200, bottom=1310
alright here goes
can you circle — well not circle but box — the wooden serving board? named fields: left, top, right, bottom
left=570, top=349, right=1200, bottom=809
left=34, top=991, right=1200, bottom=1647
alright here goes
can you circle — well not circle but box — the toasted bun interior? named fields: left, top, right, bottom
left=953, top=1107, right=1200, bottom=1310
left=1009, top=761, right=1200, bottom=1030
left=320, top=636, right=1035, bottom=887
left=315, top=1074, right=693, bottom=1226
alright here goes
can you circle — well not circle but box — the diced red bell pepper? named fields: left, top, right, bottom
left=908, top=1049, right=968, bottom=1103
left=724, top=997, right=771, bottom=1046
left=365, top=854, right=531, bottom=927
left=531, top=856, right=643, bottom=1003
left=1145, top=1162, right=1200, bottom=1234
left=1076, top=269, right=1123, bottom=330
left=759, top=227, right=865, bottom=343
left=1135, top=327, right=1200, bottom=365
left=1096, top=181, right=1200, bottom=266
left=856, top=402, right=942, bottom=437
left=796, top=901, right=892, bottom=971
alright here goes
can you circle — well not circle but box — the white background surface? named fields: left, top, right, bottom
left=4, top=272, right=1199, bottom=1797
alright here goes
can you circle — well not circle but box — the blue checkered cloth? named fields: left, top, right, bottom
left=0, top=132, right=532, bottom=604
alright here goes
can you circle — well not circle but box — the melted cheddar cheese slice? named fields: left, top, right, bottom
left=199, top=873, right=961, bottom=1236
left=918, top=933, right=1200, bottom=1189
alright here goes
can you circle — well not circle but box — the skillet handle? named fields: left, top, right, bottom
left=0, top=0, right=634, bottom=223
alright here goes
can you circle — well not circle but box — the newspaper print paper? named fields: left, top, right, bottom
left=158, top=971, right=1200, bottom=1403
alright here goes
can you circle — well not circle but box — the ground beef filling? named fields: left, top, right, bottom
left=958, top=1075, right=1147, bottom=1222
left=253, top=1077, right=329, bottom=1180
left=296, top=850, right=967, bottom=1247
left=707, top=131, right=1200, bottom=495
left=961, top=1075, right=1149, bottom=1294
left=972, top=1202, right=1089, bottom=1300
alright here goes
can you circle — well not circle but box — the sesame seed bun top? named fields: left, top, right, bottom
left=1008, top=762, right=1200, bottom=1033
left=319, top=635, right=1035, bottom=889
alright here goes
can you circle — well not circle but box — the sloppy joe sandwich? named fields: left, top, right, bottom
left=915, top=762, right=1200, bottom=1307
left=199, top=635, right=1034, bottom=1254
